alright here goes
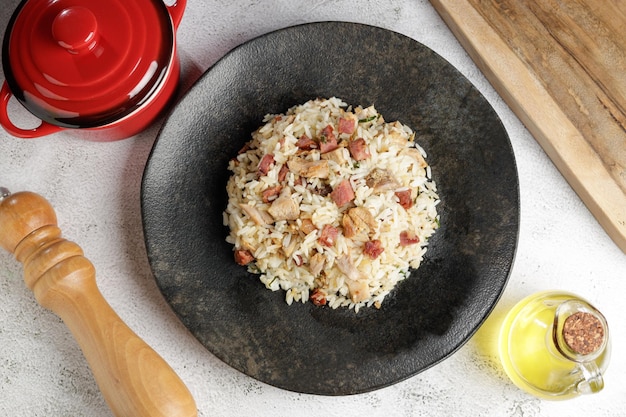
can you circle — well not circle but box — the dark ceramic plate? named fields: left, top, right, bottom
left=141, top=22, right=519, bottom=395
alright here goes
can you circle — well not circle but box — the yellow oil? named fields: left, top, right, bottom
left=498, top=291, right=609, bottom=400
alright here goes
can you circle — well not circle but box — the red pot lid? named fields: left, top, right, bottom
left=2, top=0, right=174, bottom=128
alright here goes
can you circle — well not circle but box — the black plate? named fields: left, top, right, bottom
left=141, top=22, right=519, bottom=395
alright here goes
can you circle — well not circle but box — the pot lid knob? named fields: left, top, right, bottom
left=52, top=6, right=99, bottom=54
left=3, top=0, right=182, bottom=129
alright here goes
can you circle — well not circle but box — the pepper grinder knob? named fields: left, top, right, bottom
left=0, top=191, right=197, bottom=417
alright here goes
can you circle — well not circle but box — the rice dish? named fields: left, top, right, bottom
left=223, top=97, right=439, bottom=311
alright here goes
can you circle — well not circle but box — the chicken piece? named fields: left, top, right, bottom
left=239, top=203, right=273, bottom=225
left=335, top=254, right=370, bottom=303
left=287, top=157, right=330, bottom=179
left=282, top=234, right=298, bottom=258
left=387, top=122, right=410, bottom=146
left=365, top=168, right=400, bottom=193
left=309, top=252, right=326, bottom=276
left=268, top=191, right=300, bottom=221
left=342, top=207, right=377, bottom=241
left=399, top=148, right=428, bottom=169
left=345, top=279, right=371, bottom=303
left=321, top=147, right=347, bottom=166
left=300, top=218, right=317, bottom=235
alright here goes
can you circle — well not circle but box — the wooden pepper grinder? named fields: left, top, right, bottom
left=0, top=189, right=197, bottom=417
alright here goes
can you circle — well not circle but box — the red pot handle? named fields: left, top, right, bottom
left=0, top=81, right=63, bottom=139
left=167, top=0, right=187, bottom=30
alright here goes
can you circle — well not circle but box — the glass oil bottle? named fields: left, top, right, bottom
left=498, top=290, right=610, bottom=400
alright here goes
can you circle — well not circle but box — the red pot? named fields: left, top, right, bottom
left=0, top=0, right=186, bottom=141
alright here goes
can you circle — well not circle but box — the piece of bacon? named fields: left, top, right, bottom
left=399, top=230, right=420, bottom=246
left=330, top=179, right=355, bottom=207
left=310, top=288, right=327, bottom=306
left=234, top=249, right=254, bottom=265
left=338, top=117, right=356, bottom=135
left=296, top=134, right=317, bottom=150
left=363, top=239, right=384, bottom=259
left=318, top=224, right=338, bottom=247
left=319, top=125, right=338, bottom=154
left=258, top=153, right=275, bottom=175
left=348, top=138, right=371, bottom=161
left=238, top=143, right=251, bottom=154
left=278, top=164, right=289, bottom=182
left=394, top=189, right=413, bottom=209
left=262, top=185, right=282, bottom=203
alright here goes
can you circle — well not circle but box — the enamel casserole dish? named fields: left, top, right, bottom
left=0, top=0, right=186, bottom=140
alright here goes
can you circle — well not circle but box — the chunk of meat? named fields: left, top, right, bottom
left=335, top=254, right=364, bottom=282
left=262, top=185, right=282, bottom=203
left=342, top=207, right=377, bottom=241
left=363, top=239, right=384, bottom=259
left=239, top=203, right=273, bottom=225
left=287, top=158, right=330, bottom=179
left=237, top=143, right=250, bottom=154
left=335, top=254, right=371, bottom=303
left=310, top=288, right=327, bottom=306
left=394, top=189, right=413, bottom=209
left=387, top=122, right=410, bottom=146
left=296, top=134, right=317, bottom=150
left=319, top=125, right=338, bottom=153
left=348, top=138, right=371, bottom=161
left=318, top=224, right=338, bottom=247
left=268, top=193, right=300, bottom=221
left=309, top=252, right=326, bottom=276
left=313, top=184, right=333, bottom=197
left=400, top=147, right=428, bottom=169
left=282, top=233, right=298, bottom=258
left=330, top=179, right=355, bottom=207
left=278, top=164, right=289, bottom=182
left=258, top=153, right=275, bottom=175
left=399, top=230, right=420, bottom=246
left=300, top=218, right=317, bottom=235
left=321, top=147, right=347, bottom=166
left=234, top=249, right=254, bottom=266
left=338, top=117, right=356, bottom=135
left=366, top=168, right=400, bottom=193
left=346, top=279, right=370, bottom=303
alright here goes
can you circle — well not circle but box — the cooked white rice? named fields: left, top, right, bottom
left=223, top=97, right=439, bottom=311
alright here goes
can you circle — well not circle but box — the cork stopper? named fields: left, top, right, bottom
left=562, top=312, right=605, bottom=356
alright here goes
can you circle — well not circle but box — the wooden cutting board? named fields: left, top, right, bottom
left=430, top=0, right=626, bottom=253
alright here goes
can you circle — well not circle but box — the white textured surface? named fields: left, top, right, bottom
left=1, top=1, right=625, bottom=416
